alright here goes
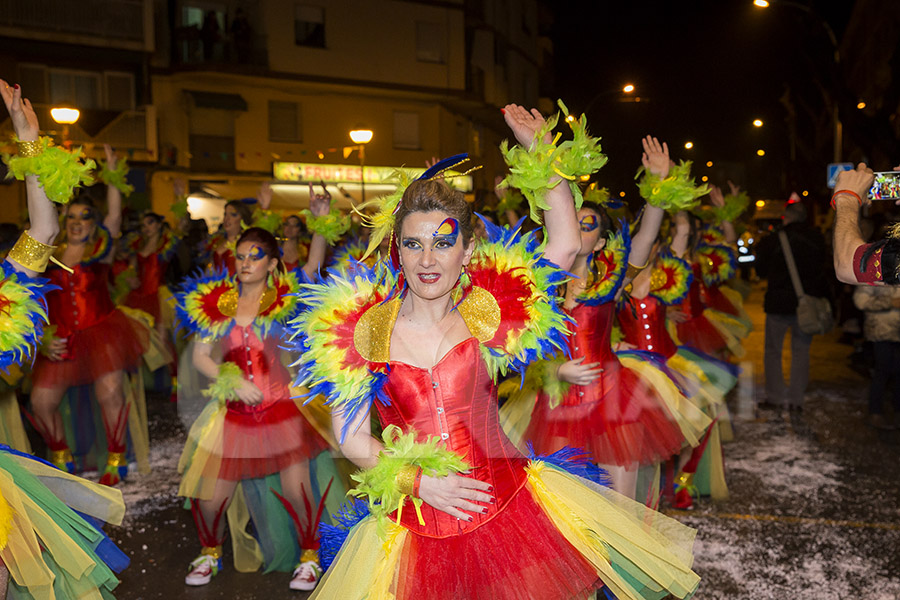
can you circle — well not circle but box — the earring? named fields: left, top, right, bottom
left=267, top=270, right=274, bottom=288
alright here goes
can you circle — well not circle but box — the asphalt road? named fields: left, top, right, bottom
left=108, top=282, right=900, bottom=599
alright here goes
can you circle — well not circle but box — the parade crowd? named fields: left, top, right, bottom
left=4, top=76, right=889, bottom=600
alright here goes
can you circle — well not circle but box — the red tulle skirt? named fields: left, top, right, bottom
left=394, top=486, right=601, bottom=600
left=526, top=366, right=685, bottom=467
left=31, top=309, right=148, bottom=388
left=676, top=315, right=728, bottom=355
left=218, top=398, right=329, bottom=481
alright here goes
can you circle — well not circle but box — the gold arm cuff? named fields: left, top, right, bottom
left=675, top=471, right=693, bottom=488
left=8, top=230, right=57, bottom=273
left=624, top=260, right=650, bottom=281
left=201, top=545, right=223, bottom=560
left=106, top=452, right=127, bottom=467
left=395, top=465, right=419, bottom=497
left=16, top=139, right=43, bottom=157
left=300, top=548, right=319, bottom=563
left=50, top=449, right=74, bottom=466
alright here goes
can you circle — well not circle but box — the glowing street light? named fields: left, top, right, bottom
left=755, top=199, right=766, bottom=208
left=753, top=119, right=763, bottom=127
left=51, top=107, right=80, bottom=124
left=684, top=141, right=694, bottom=150
left=623, top=84, right=635, bottom=93
left=757, top=149, right=766, bottom=156
left=753, top=0, right=770, bottom=7
left=706, top=161, right=713, bottom=167
left=857, top=101, right=866, bottom=110
left=348, top=128, right=373, bottom=202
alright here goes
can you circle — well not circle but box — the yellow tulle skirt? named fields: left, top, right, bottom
left=312, top=462, right=700, bottom=600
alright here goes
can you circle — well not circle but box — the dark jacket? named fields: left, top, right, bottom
left=755, top=221, right=831, bottom=315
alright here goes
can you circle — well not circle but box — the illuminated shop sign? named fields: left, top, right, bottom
left=272, top=162, right=473, bottom=192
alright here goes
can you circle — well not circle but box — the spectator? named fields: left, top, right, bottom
left=754, top=201, right=831, bottom=414
left=853, top=280, right=900, bottom=429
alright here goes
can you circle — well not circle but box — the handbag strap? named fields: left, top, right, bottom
left=778, top=229, right=806, bottom=297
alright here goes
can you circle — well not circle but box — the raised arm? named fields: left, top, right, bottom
left=502, top=104, right=579, bottom=270
left=629, top=136, right=669, bottom=268
left=0, top=80, right=59, bottom=277
left=833, top=164, right=874, bottom=284
left=301, top=181, right=330, bottom=279
left=102, top=144, right=123, bottom=240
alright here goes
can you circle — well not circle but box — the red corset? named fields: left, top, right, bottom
left=134, top=251, right=169, bottom=296
left=555, top=302, right=622, bottom=406
left=213, top=249, right=236, bottom=276
left=702, top=283, right=739, bottom=317
left=375, top=338, right=528, bottom=539
left=221, top=325, right=291, bottom=414
left=678, top=264, right=705, bottom=318
left=46, top=263, right=115, bottom=338
left=618, top=296, right=677, bottom=358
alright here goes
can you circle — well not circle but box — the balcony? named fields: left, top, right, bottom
left=0, top=0, right=151, bottom=51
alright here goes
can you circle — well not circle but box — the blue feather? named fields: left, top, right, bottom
left=319, top=498, right=370, bottom=571
left=526, top=443, right=611, bottom=487
left=418, top=153, right=469, bottom=181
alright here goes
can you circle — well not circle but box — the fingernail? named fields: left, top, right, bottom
left=500, top=108, right=506, bottom=114
left=467, top=516, right=473, bottom=522
left=489, top=497, right=495, bottom=504
left=487, top=486, right=493, bottom=492
left=481, top=507, right=488, bottom=514
left=13, top=84, right=19, bottom=90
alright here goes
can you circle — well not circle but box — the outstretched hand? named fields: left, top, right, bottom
left=308, top=180, right=332, bottom=217
left=417, top=472, right=493, bottom=521
left=502, top=104, right=551, bottom=150
left=641, top=135, right=670, bottom=178
left=709, top=184, right=725, bottom=208
left=727, top=180, right=741, bottom=197
left=0, top=80, right=39, bottom=141
left=257, top=181, right=273, bottom=210
left=103, top=143, right=118, bottom=167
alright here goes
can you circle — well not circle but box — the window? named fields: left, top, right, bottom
left=416, top=21, right=445, bottom=64
left=105, top=72, right=135, bottom=111
left=295, top=5, right=325, bottom=48
left=269, top=101, right=302, bottom=143
left=393, top=111, right=420, bottom=150
left=49, top=70, right=101, bottom=110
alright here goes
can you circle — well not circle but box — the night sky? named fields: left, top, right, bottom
left=549, top=0, right=857, bottom=199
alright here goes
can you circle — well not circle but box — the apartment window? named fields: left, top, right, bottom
left=269, top=101, right=303, bottom=143
left=105, top=72, right=135, bottom=111
left=393, top=111, right=420, bottom=150
left=416, top=21, right=445, bottom=64
left=18, top=65, right=48, bottom=104
left=49, top=70, right=101, bottom=110
left=295, top=5, right=325, bottom=48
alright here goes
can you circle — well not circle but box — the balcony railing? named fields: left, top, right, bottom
left=0, top=0, right=148, bottom=48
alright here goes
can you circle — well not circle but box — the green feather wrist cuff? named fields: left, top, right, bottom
left=251, top=208, right=281, bottom=233
left=2, top=136, right=96, bottom=204
left=98, top=158, right=134, bottom=197
left=202, top=361, right=244, bottom=405
left=635, top=161, right=709, bottom=212
left=302, top=207, right=351, bottom=245
left=348, top=425, right=469, bottom=539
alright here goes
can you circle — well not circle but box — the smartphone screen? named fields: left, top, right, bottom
left=869, top=171, right=900, bottom=199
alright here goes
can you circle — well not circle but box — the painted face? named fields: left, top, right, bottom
left=140, top=216, right=162, bottom=238
left=399, top=211, right=472, bottom=301
left=235, top=241, right=275, bottom=284
left=576, top=208, right=604, bottom=256
left=283, top=217, right=302, bottom=241
left=65, top=204, right=96, bottom=243
left=223, top=205, right=243, bottom=236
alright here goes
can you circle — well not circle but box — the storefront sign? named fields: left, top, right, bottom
left=273, top=162, right=472, bottom=192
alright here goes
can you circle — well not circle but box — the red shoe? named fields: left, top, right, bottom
left=673, top=487, right=694, bottom=510
left=98, top=452, right=128, bottom=486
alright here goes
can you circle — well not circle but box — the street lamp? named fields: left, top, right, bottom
left=753, top=119, right=764, bottom=127
left=684, top=141, right=694, bottom=150
left=348, top=128, right=373, bottom=203
left=51, top=106, right=80, bottom=149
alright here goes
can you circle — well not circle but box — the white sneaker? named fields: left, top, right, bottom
left=185, top=554, right=220, bottom=586
left=289, top=560, right=322, bottom=591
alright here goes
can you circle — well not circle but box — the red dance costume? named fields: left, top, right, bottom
left=125, top=231, right=177, bottom=322
left=206, top=233, right=236, bottom=275
left=674, top=261, right=729, bottom=355
left=32, top=231, right=147, bottom=389
left=525, top=234, right=685, bottom=468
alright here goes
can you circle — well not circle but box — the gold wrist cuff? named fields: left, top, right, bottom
left=50, top=449, right=73, bottom=466
left=395, top=465, right=419, bottom=497
left=625, top=260, right=650, bottom=281
left=16, top=139, right=43, bottom=157
left=201, top=545, right=223, bottom=559
left=8, top=230, right=57, bottom=273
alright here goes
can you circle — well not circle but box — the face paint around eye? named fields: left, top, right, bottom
left=247, top=245, right=266, bottom=261
left=579, top=215, right=599, bottom=232
left=432, top=218, right=460, bottom=247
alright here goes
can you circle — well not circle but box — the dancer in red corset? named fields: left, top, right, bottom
left=176, top=226, right=331, bottom=591
left=29, top=144, right=149, bottom=486
left=124, top=212, right=178, bottom=326
left=293, top=105, right=699, bottom=600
